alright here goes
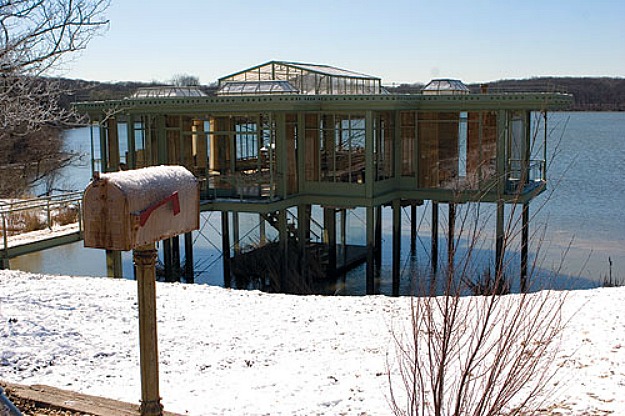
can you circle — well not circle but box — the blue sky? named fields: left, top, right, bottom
left=62, top=0, right=625, bottom=85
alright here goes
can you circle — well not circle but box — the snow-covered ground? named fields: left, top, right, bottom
left=1, top=270, right=624, bottom=415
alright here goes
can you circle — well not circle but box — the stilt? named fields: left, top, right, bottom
left=0, top=257, right=9, bottom=270
left=410, top=202, right=417, bottom=255
left=324, top=207, right=337, bottom=274
left=521, top=203, right=529, bottom=292
left=106, top=250, right=123, bottom=278
left=233, top=212, right=240, bottom=255
left=298, top=204, right=310, bottom=286
left=392, top=200, right=401, bottom=296
left=278, top=209, right=288, bottom=292
left=495, top=201, right=505, bottom=280
left=172, top=236, right=180, bottom=282
left=431, top=202, right=439, bottom=276
left=340, top=209, right=347, bottom=270
left=366, top=205, right=375, bottom=295
left=374, top=205, right=382, bottom=267
left=221, top=211, right=231, bottom=288
left=184, top=232, right=194, bottom=283
left=259, top=214, right=266, bottom=246
left=163, top=238, right=173, bottom=282
left=448, top=203, right=456, bottom=277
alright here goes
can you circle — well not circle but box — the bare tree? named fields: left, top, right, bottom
left=387, top=193, right=570, bottom=416
left=170, top=73, right=200, bottom=87
left=0, top=0, right=109, bottom=197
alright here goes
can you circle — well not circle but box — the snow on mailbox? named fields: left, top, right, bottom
left=83, top=166, right=200, bottom=251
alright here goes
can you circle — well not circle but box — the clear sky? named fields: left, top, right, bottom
left=61, top=0, right=625, bottom=85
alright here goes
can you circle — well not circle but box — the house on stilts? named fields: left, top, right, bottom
left=75, top=61, right=572, bottom=294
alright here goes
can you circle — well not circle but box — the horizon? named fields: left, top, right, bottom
left=58, top=0, right=624, bottom=86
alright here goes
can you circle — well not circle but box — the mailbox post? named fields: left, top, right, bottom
left=83, top=166, right=199, bottom=416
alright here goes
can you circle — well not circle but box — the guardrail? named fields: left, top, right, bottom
left=1, top=192, right=84, bottom=252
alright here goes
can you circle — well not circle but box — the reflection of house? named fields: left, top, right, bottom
left=76, top=61, right=572, bottom=293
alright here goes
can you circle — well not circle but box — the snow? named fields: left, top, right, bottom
left=1, top=270, right=624, bottom=415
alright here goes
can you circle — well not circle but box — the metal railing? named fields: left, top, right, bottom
left=1, top=192, right=84, bottom=251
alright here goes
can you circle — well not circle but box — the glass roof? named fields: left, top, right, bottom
left=129, top=86, right=207, bottom=99
left=216, top=80, right=299, bottom=96
left=278, top=62, right=378, bottom=80
left=422, top=79, right=470, bottom=95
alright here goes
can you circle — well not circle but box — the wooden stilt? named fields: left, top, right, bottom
left=340, top=209, right=347, bottom=271
left=392, top=200, right=401, bottom=296
left=324, top=207, right=337, bottom=274
left=0, top=257, right=9, bottom=270
left=106, top=250, right=123, bottom=278
left=521, top=203, right=529, bottom=292
left=366, top=206, right=375, bottom=295
left=431, top=202, right=439, bottom=276
left=278, top=209, right=288, bottom=292
left=298, top=204, right=309, bottom=286
left=172, top=236, right=180, bottom=282
left=184, top=232, right=194, bottom=283
left=259, top=214, right=266, bottom=246
left=448, top=203, right=456, bottom=277
left=374, top=205, right=382, bottom=267
left=495, top=201, right=505, bottom=280
left=221, top=211, right=231, bottom=288
left=233, top=212, right=240, bottom=255
left=410, top=203, right=417, bottom=255
left=162, top=239, right=173, bottom=283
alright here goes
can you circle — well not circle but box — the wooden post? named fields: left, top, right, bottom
left=392, top=200, right=401, bottom=296
left=221, top=211, right=231, bottom=288
left=233, top=212, right=240, bottom=256
left=431, top=202, right=439, bottom=276
left=340, top=209, right=347, bottom=270
left=410, top=203, right=417, bottom=255
left=0, top=257, right=9, bottom=270
left=298, top=204, right=309, bottom=286
left=278, top=209, right=288, bottom=292
left=448, top=203, right=456, bottom=277
left=324, top=207, right=337, bottom=275
left=163, top=239, right=173, bottom=283
left=172, top=236, right=180, bottom=282
left=259, top=214, right=266, bottom=246
left=495, top=201, right=505, bottom=280
left=366, top=205, right=375, bottom=295
left=133, top=243, right=163, bottom=416
left=374, top=205, right=382, bottom=267
left=106, top=250, right=123, bottom=278
left=184, top=232, right=194, bottom=283
left=521, top=203, right=529, bottom=292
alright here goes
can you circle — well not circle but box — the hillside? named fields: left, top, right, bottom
left=60, top=77, right=625, bottom=111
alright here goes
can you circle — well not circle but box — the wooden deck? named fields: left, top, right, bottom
left=1, top=381, right=183, bottom=416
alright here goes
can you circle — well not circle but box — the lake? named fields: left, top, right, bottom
left=11, top=112, right=625, bottom=293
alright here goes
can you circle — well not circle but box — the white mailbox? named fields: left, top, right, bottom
left=83, top=166, right=200, bottom=251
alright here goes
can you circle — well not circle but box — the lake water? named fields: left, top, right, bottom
left=10, top=112, right=625, bottom=293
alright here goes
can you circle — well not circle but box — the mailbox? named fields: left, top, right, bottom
left=83, top=166, right=200, bottom=251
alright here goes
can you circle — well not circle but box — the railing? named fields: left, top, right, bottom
left=1, top=192, right=84, bottom=252
left=202, top=172, right=278, bottom=201
left=506, top=159, right=545, bottom=193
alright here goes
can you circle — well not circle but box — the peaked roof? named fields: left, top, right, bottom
left=218, top=60, right=381, bottom=82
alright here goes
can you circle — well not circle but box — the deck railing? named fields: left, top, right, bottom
left=1, top=192, right=84, bottom=251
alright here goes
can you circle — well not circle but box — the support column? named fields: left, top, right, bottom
left=374, top=205, right=382, bottom=267
left=221, top=211, right=231, bottom=288
left=431, top=202, right=439, bottom=276
left=259, top=214, right=266, bottom=246
left=106, top=250, right=123, bottom=278
left=298, top=204, right=309, bottom=286
left=366, top=206, right=375, bottom=295
left=324, top=207, right=337, bottom=275
left=410, top=203, right=417, bottom=255
left=184, top=232, right=194, bottom=283
left=448, top=203, right=456, bottom=278
left=340, top=209, right=347, bottom=270
left=278, top=209, right=288, bottom=292
left=233, top=212, right=240, bottom=256
left=0, top=257, right=9, bottom=270
left=133, top=244, right=163, bottom=416
left=495, top=200, right=505, bottom=280
left=520, top=203, right=529, bottom=292
left=172, top=236, right=180, bottom=282
left=163, top=239, right=173, bottom=283
left=392, top=200, right=401, bottom=297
